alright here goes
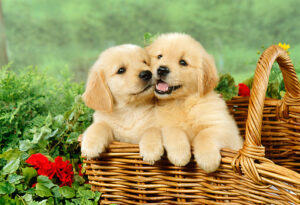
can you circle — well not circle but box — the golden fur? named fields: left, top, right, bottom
left=147, top=33, right=243, bottom=172
left=81, top=45, right=164, bottom=164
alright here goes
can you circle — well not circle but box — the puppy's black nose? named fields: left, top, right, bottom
left=139, top=70, right=152, bottom=81
left=157, top=66, right=170, bottom=77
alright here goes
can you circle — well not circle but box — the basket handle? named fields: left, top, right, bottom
left=233, top=45, right=300, bottom=183
left=244, top=45, right=300, bottom=148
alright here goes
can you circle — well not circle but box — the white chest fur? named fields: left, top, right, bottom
left=155, top=92, right=225, bottom=140
left=93, top=105, right=155, bottom=144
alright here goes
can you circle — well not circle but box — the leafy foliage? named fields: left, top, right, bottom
left=215, top=73, right=239, bottom=100
left=0, top=65, right=92, bottom=153
left=144, top=32, right=159, bottom=47
left=267, top=64, right=286, bottom=99
left=0, top=66, right=98, bottom=204
left=242, top=47, right=289, bottom=99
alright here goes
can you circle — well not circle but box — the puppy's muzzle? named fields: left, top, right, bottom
left=139, top=70, right=152, bottom=81
left=157, top=66, right=170, bottom=77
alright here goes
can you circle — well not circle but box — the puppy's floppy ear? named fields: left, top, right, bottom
left=198, top=54, right=219, bottom=96
left=82, top=62, right=113, bottom=112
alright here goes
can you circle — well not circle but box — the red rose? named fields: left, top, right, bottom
left=26, top=153, right=56, bottom=179
left=54, top=156, right=74, bottom=187
left=54, top=156, right=69, bottom=169
left=57, top=169, right=74, bottom=187
left=238, top=83, right=250, bottom=97
left=26, top=154, right=74, bottom=187
left=60, top=174, right=73, bottom=187
left=25, top=153, right=49, bottom=169
left=37, top=161, right=56, bottom=179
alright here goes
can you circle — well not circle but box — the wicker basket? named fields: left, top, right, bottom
left=227, top=96, right=300, bottom=172
left=83, top=45, right=300, bottom=204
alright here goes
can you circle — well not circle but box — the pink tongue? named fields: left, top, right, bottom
left=156, top=82, right=169, bottom=92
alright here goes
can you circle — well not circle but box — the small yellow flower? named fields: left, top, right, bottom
left=278, top=42, right=290, bottom=52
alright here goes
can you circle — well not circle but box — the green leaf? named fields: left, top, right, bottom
left=37, top=139, right=49, bottom=149
left=280, top=91, right=286, bottom=98
left=59, top=186, right=75, bottom=199
left=71, top=181, right=80, bottom=191
left=74, top=175, right=85, bottom=185
left=77, top=187, right=95, bottom=199
left=0, top=195, right=16, bottom=205
left=45, top=113, right=53, bottom=127
left=46, top=197, right=55, bottom=205
left=33, top=126, right=52, bottom=144
left=51, top=186, right=61, bottom=198
left=85, top=200, right=93, bottom=205
left=66, top=132, right=79, bottom=144
left=93, top=191, right=101, bottom=204
left=20, top=151, right=30, bottom=161
left=68, top=110, right=76, bottom=121
left=65, top=200, right=76, bottom=205
left=37, top=176, right=55, bottom=189
left=19, top=139, right=34, bottom=151
left=0, top=181, right=15, bottom=194
left=22, top=167, right=37, bottom=184
left=28, top=201, right=39, bottom=205
left=267, top=81, right=280, bottom=99
left=53, top=115, right=64, bottom=128
left=45, top=129, right=58, bottom=140
left=83, top=184, right=91, bottom=189
left=0, top=148, right=23, bottom=162
left=0, top=197, right=5, bottom=205
left=22, top=193, right=33, bottom=202
left=7, top=173, right=24, bottom=184
left=279, top=79, right=285, bottom=92
left=38, top=199, right=48, bottom=205
left=15, top=184, right=24, bottom=192
left=2, top=158, right=20, bottom=175
left=144, top=32, right=159, bottom=46
left=215, top=73, right=239, bottom=101
left=26, top=187, right=36, bottom=195
left=35, top=183, right=53, bottom=197
left=71, top=198, right=81, bottom=205
left=73, top=198, right=92, bottom=205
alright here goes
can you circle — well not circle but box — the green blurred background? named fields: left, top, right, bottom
left=1, top=0, right=300, bottom=82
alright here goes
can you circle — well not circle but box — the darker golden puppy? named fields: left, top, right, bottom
left=147, top=33, right=243, bottom=172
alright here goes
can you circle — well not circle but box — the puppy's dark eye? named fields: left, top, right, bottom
left=143, top=60, right=147, bottom=64
left=117, top=67, right=126, bottom=74
left=179, top=59, right=188, bottom=66
left=157, top=54, right=163, bottom=59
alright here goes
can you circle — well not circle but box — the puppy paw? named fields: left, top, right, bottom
left=139, top=138, right=164, bottom=165
left=194, top=149, right=221, bottom=173
left=166, top=143, right=191, bottom=167
left=81, top=134, right=106, bottom=159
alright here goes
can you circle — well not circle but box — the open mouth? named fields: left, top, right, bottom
left=155, top=80, right=181, bottom=95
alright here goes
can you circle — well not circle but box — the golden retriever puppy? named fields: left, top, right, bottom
left=147, top=33, right=243, bottom=172
left=81, top=44, right=164, bottom=164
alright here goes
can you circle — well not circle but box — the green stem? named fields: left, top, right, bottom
left=17, top=194, right=27, bottom=205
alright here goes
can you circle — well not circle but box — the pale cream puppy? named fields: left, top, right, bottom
left=147, top=33, right=243, bottom=173
left=81, top=44, right=164, bottom=164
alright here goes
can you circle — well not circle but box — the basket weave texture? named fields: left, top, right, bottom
left=83, top=45, right=300, bottom=204
left=227, top=96, right=300, bottom=172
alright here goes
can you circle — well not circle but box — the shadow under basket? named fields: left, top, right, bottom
left=82, top=45, right=300, bottom=204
